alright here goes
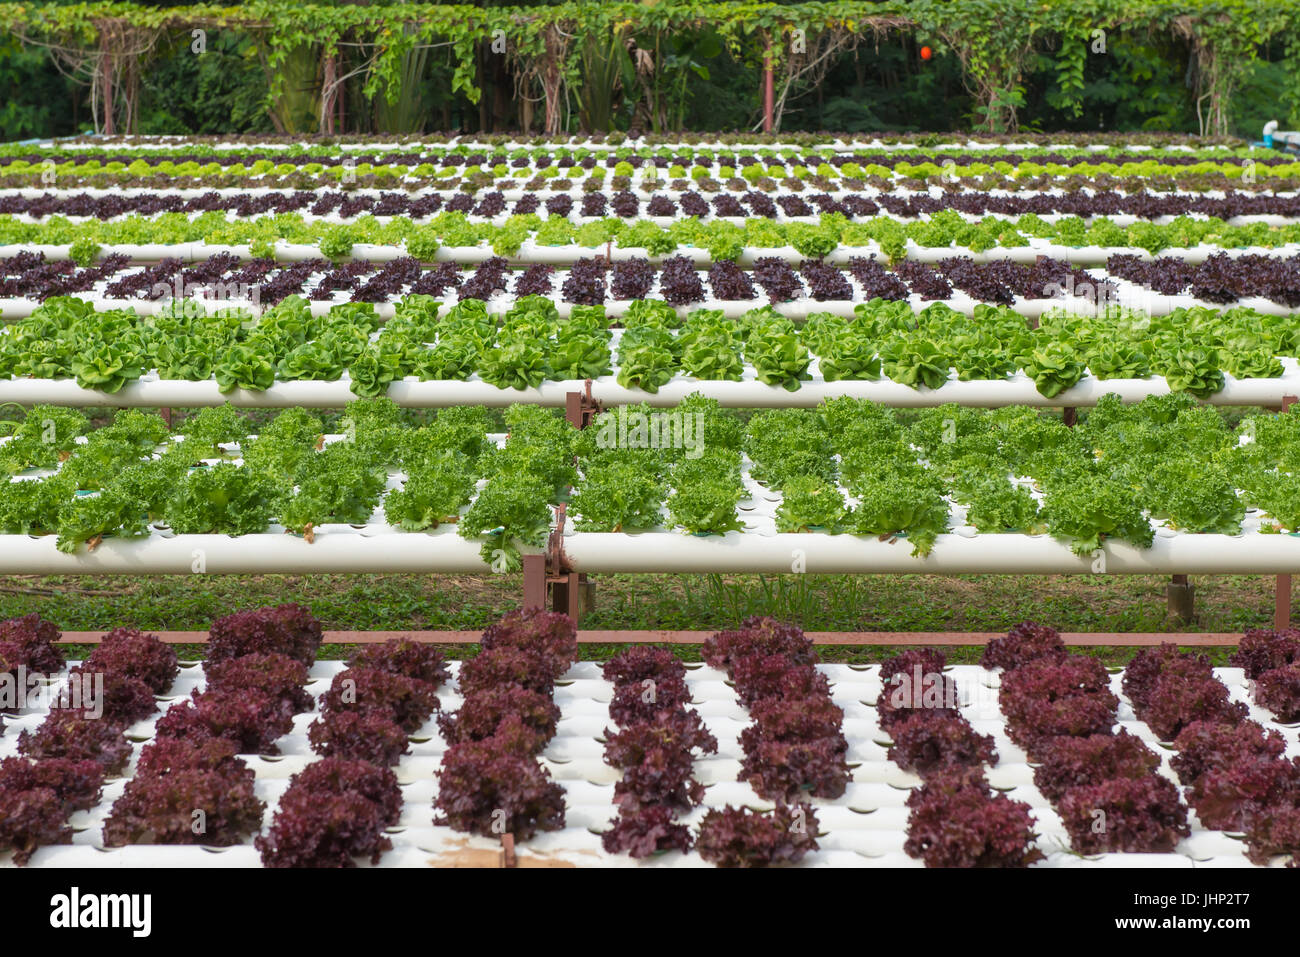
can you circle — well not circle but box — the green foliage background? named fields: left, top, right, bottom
left=2, top=0, right=1299, bottom=139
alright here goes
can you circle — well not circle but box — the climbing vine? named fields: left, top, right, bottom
left=1, top=1, right=1297, bottom=134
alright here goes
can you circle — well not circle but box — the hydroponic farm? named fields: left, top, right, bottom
left=1, top=4, right=1299, bottom=900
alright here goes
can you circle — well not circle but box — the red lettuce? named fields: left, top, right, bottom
left=1057, top=776, right=1190, bottom=853
left=696, top=804, right=820, bottom=868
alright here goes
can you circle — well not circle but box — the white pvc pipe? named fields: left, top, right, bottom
left=0, top=369, right=1294, bottom=409
left=562, top=530, right=1300, bottom=575
left=1, top=528, right=1295, bottom=576
left=0, top=531, right=501, bottom=574
left=0, top=292, right=1256, bottom=322
left=3, top=239, right=1294, bottom=267
left=590, top=370, right=1300, bottom=409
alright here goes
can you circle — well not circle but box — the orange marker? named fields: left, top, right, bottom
left=920, top=46, right=932, bottom=60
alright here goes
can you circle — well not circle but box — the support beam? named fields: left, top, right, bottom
left=1278, top=394, right=1298, bottom=629
left=1277, top=575, right=1293, bottom=631
left=52, top=629, right=1249, bottom=647
left=1167, top=573, right=1195, bottom=623
left=522, top=553, right=546, bottom=610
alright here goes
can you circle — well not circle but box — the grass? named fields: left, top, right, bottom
left=2, top=569, right=1280, bottom=666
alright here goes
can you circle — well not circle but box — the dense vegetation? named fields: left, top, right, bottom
left=3, top=0, right=1299, bottom=140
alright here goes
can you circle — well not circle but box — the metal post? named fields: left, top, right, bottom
left=522, top=554, right=546, bottom=610
left=1275, top=576, right=1292, bottom=631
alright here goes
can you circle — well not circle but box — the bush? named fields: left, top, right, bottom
left=730, top=655, right=830, bottom=708
left=434, top=742, right=565, bottom=840
left=701, top=616, right=815, bottom=673
left=84, top=628, right=178, bottom=694
left=601, top=647, right=685, bottom=686
left=1136, top=674, right=1247, bottom=741
left=904, top=773, right=1044, bottom=868
left=1032, top=731, right=1160, bottom=803
left=18, top=711, right=132, bottom=773
left=479, top=608, right=578, bottom=678
left=0, top=756, right=104, bottom=813
left=1057, top=776, right=1190, bottom=853
left=888, top=713, right=998, bottom=778
left=1170, top=719, right=1287, bottom=786
left=0, top=613, right=66, bottom=673
left=203, top=652, right=314, bottom=714
left=437, top=685, right=560, bottom=754
left=319, top=667, right=439, bottom=733
left=256, top=790, right=392, bottom=868
left=1230, top=628, right=1300, bottom=680
left=456, top=646, right=556, bottom=697
left=308, top=710, right=410, bottom=766
left=0, top=788, right=68, bottom=865
left=66, top=668, right=159, bottom=727
left=602, top=805, right=693, bottom=858
left=207, top=603, right=323, bottom=666
left=1122, top=643, right=1213, bottom=712
left=102, top=768, right=265, bottom=846
left=1186, top=757, right=1300, bottom=830
left=980, top=622, right=1065, bottom=671
left=154, top=689, right=295, bottom=754
left=696, top=803, right=819, bottom=867
left=349, top=639, right=451, bottom=688
left=1253, top=663, right=1300, bottom=722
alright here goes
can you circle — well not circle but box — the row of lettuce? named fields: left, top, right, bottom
left=569, top=391, right=1300, bottom=553
left=0, top=605, right=431, bottom=865
left=5, top=389, right=1300, bottom=560
left=883, top=623, right=1300, bottom=866
left=5, top=295, right=1295, bottom=400
left=0, top=142, right=1270, bottom=166
left=11, top=210, right=1300, bottom=262
left=4, top=612, right=1298, bottom=867
left=12, top=189, right=1300, bottom=230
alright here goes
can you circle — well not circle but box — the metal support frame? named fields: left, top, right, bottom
left=564, top=381, right=601, bottom=429
left=525, top=386, right=603, bottom=619
left=1277, top=395, right=1298, bottom=630
left=521, top=502, right=589, bottom=622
